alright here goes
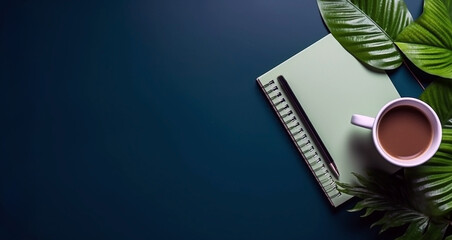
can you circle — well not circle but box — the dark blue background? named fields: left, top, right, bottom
left=1, top=0, right=423, bottom=239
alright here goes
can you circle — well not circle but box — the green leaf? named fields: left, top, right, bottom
left=397, top=220, right=448, bottom=240
left=371, top=210, right=428, bottom=233
left=317, top=0, right=413, bottom=70
left=420, top=221, right=449, bottom=240
left=404, top=81, right=452, bottom=217
left=419, top=80, right=452, bottom=126
left=395, top=0, right=452, bottom=79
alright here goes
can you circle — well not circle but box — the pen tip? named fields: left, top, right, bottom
left=330, top=163, right=340, bottom=178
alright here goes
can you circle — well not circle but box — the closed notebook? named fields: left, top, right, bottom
left=257, top=34, right=401, bottom=207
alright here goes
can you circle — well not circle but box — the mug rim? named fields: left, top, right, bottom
left=371, top=97, right=442, bottom=167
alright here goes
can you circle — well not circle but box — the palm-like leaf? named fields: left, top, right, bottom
left=443, top=0, right=452, bottom=18
left=405, top=81, right=452, bottom=218
left=395, top=0, right=452, bottom=79
left=338, top=171, right=449, bottom=239
left=317, top=0, right=412, bottom=70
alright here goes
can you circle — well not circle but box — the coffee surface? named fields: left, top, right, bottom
left=377, top=106, right=432, bottom=160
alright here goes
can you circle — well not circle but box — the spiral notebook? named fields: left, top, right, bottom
left=257, top=34, right=401, bottom=207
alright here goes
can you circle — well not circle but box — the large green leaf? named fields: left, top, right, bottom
left=395, top=0, right=452, bottom=79
left=317, top=0, right=413, bottom=70
left=405, top=81, right=452, bottom=217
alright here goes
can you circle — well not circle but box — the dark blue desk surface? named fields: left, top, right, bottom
left=1, top=1, right=424, bottom=239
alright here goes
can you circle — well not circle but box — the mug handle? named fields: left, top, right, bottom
left=351, top=114, right=375, bottom=129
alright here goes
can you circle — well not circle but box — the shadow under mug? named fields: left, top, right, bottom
left=351, top=97, right=442, bottom=167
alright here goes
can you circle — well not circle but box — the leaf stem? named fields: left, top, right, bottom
left=402, top=59, right=426, bottom=91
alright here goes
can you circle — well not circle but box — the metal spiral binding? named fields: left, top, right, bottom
left=262, top=79, right=340, bottom=200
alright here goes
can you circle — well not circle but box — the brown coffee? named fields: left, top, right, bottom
left=377, top=106, right=433, bottom=160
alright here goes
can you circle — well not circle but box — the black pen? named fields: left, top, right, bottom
left=277, top=75, right=340, bottom=178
